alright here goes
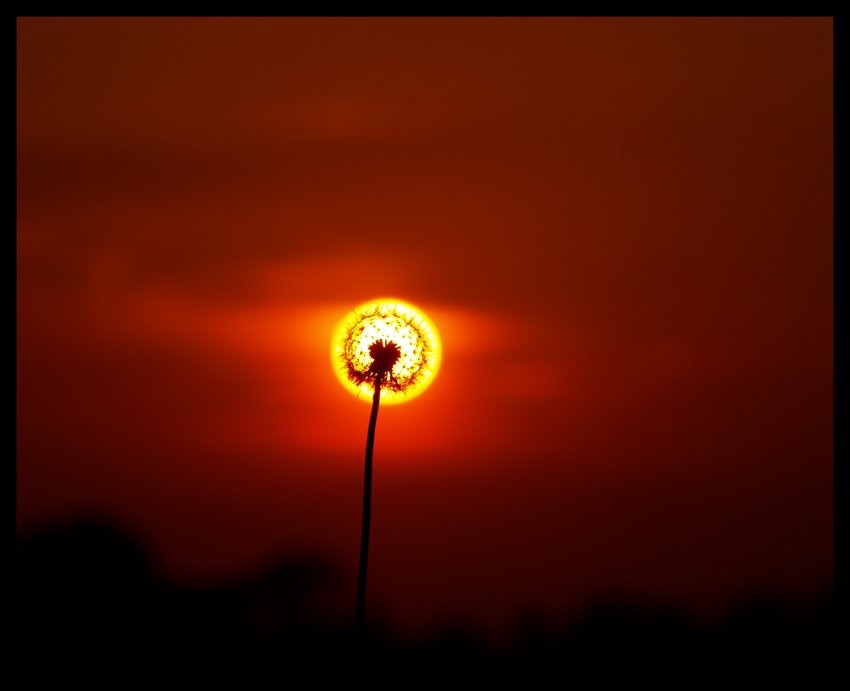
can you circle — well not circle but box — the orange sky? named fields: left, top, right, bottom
left=17, top=18, right=832, bottom=637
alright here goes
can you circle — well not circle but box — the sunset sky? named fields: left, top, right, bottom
left=17, top=17, right=832, bottom=638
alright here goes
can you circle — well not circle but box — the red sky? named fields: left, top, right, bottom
left=17, top=18, right=832, bottom=638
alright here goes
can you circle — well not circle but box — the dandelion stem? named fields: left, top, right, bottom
left=356, top=374, right=382, bottom=634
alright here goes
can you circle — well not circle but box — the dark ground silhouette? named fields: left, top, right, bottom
left=16, top=519, right=839, bottom=683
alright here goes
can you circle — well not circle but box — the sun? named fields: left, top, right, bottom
left=332, top=298, right=441, bottom=405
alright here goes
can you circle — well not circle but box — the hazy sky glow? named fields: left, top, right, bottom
left=17, top=17, right=832, bottom=638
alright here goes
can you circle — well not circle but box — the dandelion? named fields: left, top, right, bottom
left=332, top=299, right=441, bottom=633
left=333, top=300, right=440, bottom=405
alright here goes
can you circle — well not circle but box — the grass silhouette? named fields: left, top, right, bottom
left=16, top=518, right=837, bottom=683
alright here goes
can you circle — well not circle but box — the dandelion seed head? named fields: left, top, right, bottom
left=332, top=299, right=441, bottom=404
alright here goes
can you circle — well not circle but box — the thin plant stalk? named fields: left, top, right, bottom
left=355, top=374, right=382, bottom=634
left=337, top=304, right=437, bottom=636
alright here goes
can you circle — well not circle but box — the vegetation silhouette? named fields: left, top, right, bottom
left=16, top=519, right=837, bottom=683
left=335, top=300, right=440, bottom=635
left=355, top=339, right=400, bottom=635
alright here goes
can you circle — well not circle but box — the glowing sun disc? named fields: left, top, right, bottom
left=332, top=298, right=441, bottom=405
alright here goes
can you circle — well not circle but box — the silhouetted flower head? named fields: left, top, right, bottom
left=368, top=340, right=402, bottom=376
left=336, top=300, right=439, bottom=398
